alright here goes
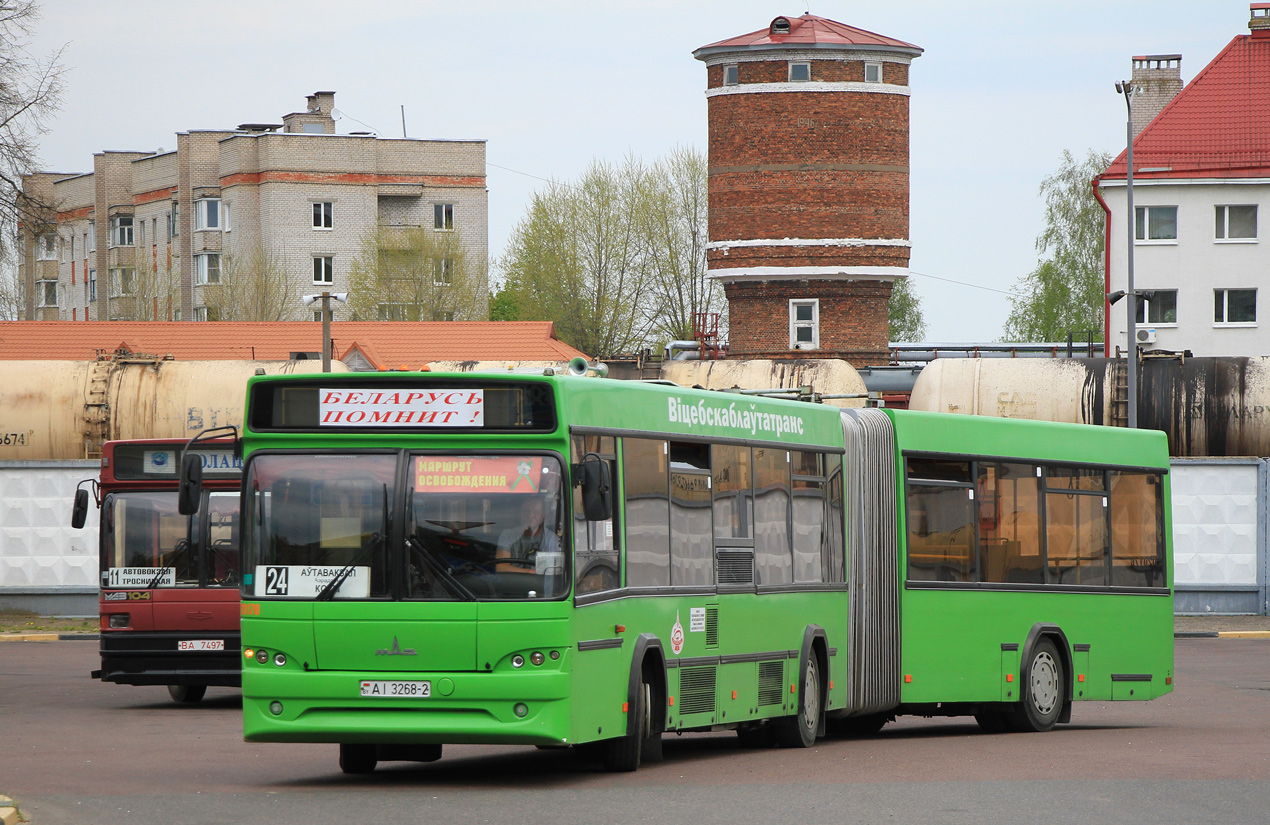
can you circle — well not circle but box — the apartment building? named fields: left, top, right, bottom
left=1097, top=6, right=1270, bottom=357
left=19, top=92, right=488, bottom=322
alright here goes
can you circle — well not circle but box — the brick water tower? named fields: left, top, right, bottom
left=693, top=14, right=922, bottom=365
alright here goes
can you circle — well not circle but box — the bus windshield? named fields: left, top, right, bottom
left=242, top=453, right=567, bottom=601
left=103, top=492, right=194, bottom=588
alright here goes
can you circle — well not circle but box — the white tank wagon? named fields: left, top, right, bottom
left=659, top=359, right=869, bottom=409
left=910, top=356, right=1270, bottom=457
left=0, top=357, right=348, bottom=460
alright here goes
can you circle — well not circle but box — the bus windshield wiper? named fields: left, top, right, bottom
left=316, top=485, right=388, bottom=602
left=148, top=539, right=189, bottom=588
left=407, top=535, right=476, bottom=601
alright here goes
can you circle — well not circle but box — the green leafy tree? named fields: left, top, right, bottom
left=500, top=157, right=652, bottom=357
left=888, top=276, right=926, bottom=341
left=346, top=226, right=486, bottom=322
left=499, top=149, right=720, bottom=356
left=488, top=280, right=522, bottom=321
left=1002, top=149, right=1111, bottom=342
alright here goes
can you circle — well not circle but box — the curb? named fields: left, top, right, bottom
left=0, top=795, right=19, bottom=825
left=0, top=633, right=98, bottom=642
left=1215, top=630, right=1270, bottom=639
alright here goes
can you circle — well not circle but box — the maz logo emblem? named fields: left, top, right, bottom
left=375, top=636, right=417, bottom=656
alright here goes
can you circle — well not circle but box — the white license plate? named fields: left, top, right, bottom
left=178, top=639, right=225, bottom=651
left=360, top=680, right=431, bottom=698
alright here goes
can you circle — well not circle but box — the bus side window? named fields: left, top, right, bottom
left=905, top=458, right=974, bottom=582
left=791, top=450, right=825, bottom=583
left=753, top=447, right=792, bottom=585
left=572, top=435, right=620, bottom=595
left=1109, top=471, right=1165, bottom=587
left=623, top=438, right=670, bottom=588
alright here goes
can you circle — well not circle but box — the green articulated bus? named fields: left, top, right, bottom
left=203, top=370, right=1171, bottom=774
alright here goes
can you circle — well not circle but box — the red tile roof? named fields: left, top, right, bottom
left=696, top=13, right=921, bottom=56
left=1102, top=30, right=1270, bottom=180
left=0, top=321, right=588, bottom=367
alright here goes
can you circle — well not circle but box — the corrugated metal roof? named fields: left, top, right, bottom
left=1103, top=32, right=1270, bottom=180
left=695, top=13, right=921, bottom=57
left=0, top=321, right=588, bottom=367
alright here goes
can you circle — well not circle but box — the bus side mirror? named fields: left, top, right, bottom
left=579, top=454, right=612, bottom=522
left=71, top=488, right=89, bottom=530
left=178, top=453, right=204, bottom=516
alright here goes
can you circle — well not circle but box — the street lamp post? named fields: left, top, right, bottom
left=301, top=291, right=348, bottom=373
left=1115, top=80, right=1140, bottom=428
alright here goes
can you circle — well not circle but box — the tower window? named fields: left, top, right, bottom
left=865, top=62, right=883, bottom=83
left=789, top=62, right=811, bottom=82
left=789, top=299, right=819, bottom=349
left=771, top=17, right=791, bottom=35
left=723, top=65, right=739, bottom=86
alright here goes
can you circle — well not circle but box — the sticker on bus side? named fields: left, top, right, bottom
left=108, top=568, right=174, bottom=588
left=254, top=565, right=371, bottom=599
left=319, top=389, right=483, bottom=427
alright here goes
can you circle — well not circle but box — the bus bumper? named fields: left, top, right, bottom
left=243, top=668, right=573, bottom=746
left=98, top=631, right=242, bottom=687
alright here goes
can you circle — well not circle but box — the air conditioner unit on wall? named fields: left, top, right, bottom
left=1136, top=328, right=1157, bottom=345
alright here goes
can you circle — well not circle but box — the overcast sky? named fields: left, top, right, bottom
left=25, top=1, right=1250, bottom=342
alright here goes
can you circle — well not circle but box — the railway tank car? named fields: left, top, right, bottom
left=909, top=356, right=1270, bottom=457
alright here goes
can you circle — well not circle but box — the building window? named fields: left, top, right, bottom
left=789, top=62, right=811, bottom=82
left=36, top=233, right=56, bottom=261
left=378, top=303, right=413, bottom=321
left=789, top=299, right=819, bottom=349
left=434, top=203, right=454, bottom=230
left=110, top=216, right=134, bottom=247
left=38, top=280, right=57, bottom=307
left=110, top=267, right=135, bottom=297
left=432, top=310, right=455, bottom=322
left=195, top=253, right=221, bottom=285
left=313, top=255, right=334, bottom=284
left=1134, top=289, right=1178, bottom=325
left=312, top=310, right=324, bottom=322
left=1135, top=205, right=1177, bottom=242
left=193, top=306, right=221, bottom=322
left=433, top=257, right=454, bottom=285
left=313, top=201, right=333, bottom=230
left=864, top=62, right=883, bottom=83
left=194, top=199, right=221, bottom=231
left=723, top=64, right=739, bottom=86
left=170, top=202, right=179, bottom=237
left=1215, top=205, right=1257, bottom=241
left=88, top=270, right=96, bottom=302
left=1214, top=288, right=1256, bottom=325
left=88, top=221, right=96, bottom=252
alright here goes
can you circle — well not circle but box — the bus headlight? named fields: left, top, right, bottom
left=273, top=652, right=287, bottom=667
left=256, top=649, right=269, bottom=664
left=511, top=654, right=525, bottom=668
left=530, top=651, right=545, bottom=666
left=269, top=701, right=284, bottom=716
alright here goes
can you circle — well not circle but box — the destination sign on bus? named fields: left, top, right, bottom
left=414, top=455, right=547, bottom=493
left=142, top=449, right=239, bottom=475
left=253, top=565, right=371, bottom=599
left=319, top=389, right=483, bottom=427
left=108, top=567, right=174, bottom=588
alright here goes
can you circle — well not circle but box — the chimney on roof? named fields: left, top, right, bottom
left=1130, top=55, right=1183, bottom=138
left=1251, top=3, right=1270, bottom=36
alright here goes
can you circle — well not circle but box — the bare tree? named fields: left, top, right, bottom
left=200, top=246, right=299, bottom=321
left=638, top=146, right=725, bottom=344
left=118, top=243, right=182, bottom=321
left=346, top=226, right=486, bottom=322
left=0, top=2, right=66, bottom=275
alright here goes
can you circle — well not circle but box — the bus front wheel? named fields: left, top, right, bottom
left=603, top=674, right=653, bottom=772
left=1010, top=638, right=1064, bottom=732
left=776, top=653, right=822, bottom=748
left=167, top=684, right=206, bottom=703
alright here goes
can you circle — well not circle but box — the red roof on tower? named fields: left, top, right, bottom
left=1102, top=24, right=1270, bottom=180
left=694, top=14, right=921, bottom=57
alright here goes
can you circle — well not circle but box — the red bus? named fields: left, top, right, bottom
left=73, top=438, right=242, bottom=702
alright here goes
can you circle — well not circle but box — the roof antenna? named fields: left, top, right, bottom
left=401, top=105, right=407, bottom=138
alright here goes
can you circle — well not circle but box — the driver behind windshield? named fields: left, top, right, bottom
left=495, top=496, right=560, bottom=573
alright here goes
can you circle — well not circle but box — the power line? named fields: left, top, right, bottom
left=907, top=268, right=1018, bottom=297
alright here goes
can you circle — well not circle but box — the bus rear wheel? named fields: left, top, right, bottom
left=339, top=743, right=378, bottom=775
left=1010, top=638, right=1064, bottom=732
left=167, top=684, right=206, bottom=703
left=776, top=654, right=822, bottom=748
